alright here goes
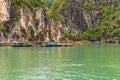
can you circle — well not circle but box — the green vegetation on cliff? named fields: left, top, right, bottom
left=82, top=6, right=120, bottom=41
left=49, top=0, right=120, bottom=41
left=41, top=0, right=54, bottom=8
left=11, top=0, right=44, bottom=11
left=47, top=0, right=68, bottom=20
left=2, top=0, right=120, bottom=42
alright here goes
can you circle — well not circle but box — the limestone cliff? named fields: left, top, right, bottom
left=0, top=0, right=120, bottom=42
left=0, top=0, right=48, bottom=42
left=0, top=0, right=10, bottom=22
left=49, top=19, right=62, bottom=41
left=0, top=0, right=10, bottom=42
left=48, top=0, right=120, bottom=41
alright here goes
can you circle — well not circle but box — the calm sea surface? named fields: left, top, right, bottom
left=0, top=44, right=120, bottom=80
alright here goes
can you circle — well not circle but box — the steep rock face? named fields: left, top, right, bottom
left=8, top=8, right=35, bottom=42
left=49, top=19, right=62, bottom=41
left=7, top=8, right=48, bottom=42
left=50, top=0, right=119, bottom=34
left=0, top=0, right=51, bottom=42
left=49, top=0, right=94, bottom=35
left=83, top=10, right=99, bottom=28
left=0, top=0, right=10, bottom=42
left=0, top=0, right=119, bottom=42
left=0, top=0, right=10, bottom=22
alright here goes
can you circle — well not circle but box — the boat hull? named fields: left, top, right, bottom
left=12, top=43, right=32, bottom=47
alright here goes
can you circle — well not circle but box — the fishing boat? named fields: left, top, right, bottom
left=12, top=43, right=32, bottom=47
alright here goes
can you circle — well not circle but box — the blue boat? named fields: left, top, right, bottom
left=41, top=42, right=60, bottom=47
left=93, top=41, right=100, bottom=44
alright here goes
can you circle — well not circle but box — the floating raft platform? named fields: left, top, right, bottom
left=41, top=42, right=73, bottom=47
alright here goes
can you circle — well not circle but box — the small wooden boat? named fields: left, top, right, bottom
left=12, top=43, right=32, bottom=47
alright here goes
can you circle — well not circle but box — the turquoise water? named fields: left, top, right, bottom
left=0, top=44, right=120, bottom=80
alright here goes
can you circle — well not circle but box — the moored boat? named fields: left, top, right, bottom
left=41, top=42, right=58, bottom=47
left=41, top=42, right=73, bottom=47
left=93, top=41, right=100, bottom=44
left=12, top=43, right=32, bottom=47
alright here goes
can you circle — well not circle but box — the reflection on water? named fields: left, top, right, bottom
left=0, top=44, right=120, bottom=80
